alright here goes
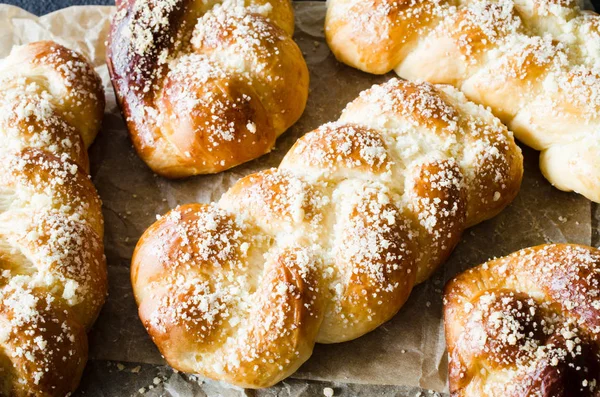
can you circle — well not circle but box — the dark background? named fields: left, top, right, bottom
left=3, top=0, right=599, bottom=15
left=3, top=0, right=319, bottom=15
left=5, top=0, right=112, bottom=14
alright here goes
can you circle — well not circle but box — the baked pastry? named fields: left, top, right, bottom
left=325, top=0, right=600, bottom=203
left=444, top=244, right=600, bottom=396
left=107, top=0, right=309, bottom=178
left=132, top=78, right=523, bottom=388
left=0, top=41, right=106, bottom=396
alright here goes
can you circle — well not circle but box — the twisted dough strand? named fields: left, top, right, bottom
left=0, top=42, right=106, bottom=396
left=132, top=79, right=522, bottom=387
left=108, top=0, right=309, bottom=178
left=325, top=0, right=600, bottom=202
left=445, top=244, right=600, bottom=396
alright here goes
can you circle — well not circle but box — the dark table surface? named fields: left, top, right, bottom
left=3, top=0, right=320, bottom=15
left=5, top=0, right=598, bottom=15
left=4, top=0, right=113, bottom=14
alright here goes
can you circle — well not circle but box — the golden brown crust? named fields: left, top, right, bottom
left=132, top=78, right=523, bottom=388
left=107, top=0, right=309, bottom=178
left=0, top=42, right=106, bottom=396
left=444, top=244, right=600, bottom=397
left=325, top=0, right=600, bottom=202
left=133, top=203, right=324, bottom=387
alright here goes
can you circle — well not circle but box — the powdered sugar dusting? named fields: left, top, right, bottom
left=108, top=0, right=307, bottom=176
left=326, top=0, right=600, bottom=201
left=446, top=244, right=600, bottom=396
left=133, top=78, right=522, bottom=385
left=0, top=42, right=105, bottom=395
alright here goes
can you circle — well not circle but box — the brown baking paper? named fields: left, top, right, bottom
left=0, top=2, right=595, bottom=395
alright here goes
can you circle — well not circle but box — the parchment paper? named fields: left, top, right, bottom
left=0, top=2, right=595, bottom=396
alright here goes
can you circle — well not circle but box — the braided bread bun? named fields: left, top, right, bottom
left=325, top=0, right=600, bottom=203
left=0, top=42, right=106, bottom=396
left=132, top=78, right=523, bottom=388
left=107, top=0, right=309, bottom=178
left=445, top=244, right=600, bottom=396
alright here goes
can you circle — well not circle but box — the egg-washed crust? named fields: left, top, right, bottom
left=326, top=0, right=600, bottom=203
left=132, top=78, right=523, bottom=388
left=107, top=0, right=309, bottom=178
left=445, top=243, right=600, bottom=397
left=0, top=41, right=106, bottom=396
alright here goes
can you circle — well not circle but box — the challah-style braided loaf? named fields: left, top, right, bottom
left=445, top=244, right=600, bottom=396
left=0, top=42, right=106, bottom=396
left=107, top=0, right=309, bottom=178
left=325, top=0, right=600, bottom=202
left=132, top=78, right=523, bottom=388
